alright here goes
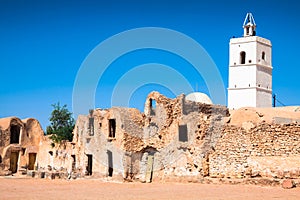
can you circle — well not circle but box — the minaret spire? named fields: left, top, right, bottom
left=243, top=13, right=256, bottom=37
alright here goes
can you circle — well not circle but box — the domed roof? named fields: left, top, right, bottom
left=185, top=92, right=213, bottom=104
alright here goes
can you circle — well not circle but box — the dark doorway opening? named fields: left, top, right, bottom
left=179, top=124, right=188, bottom=142
left=108, top=119, right=116, bottom=138
left=87, top=154, right=93, bottom=176
left=10, top=125, right=20, bottom=144
left=71, top=155, right=76, bottom=171
left=28, top=153, right=37, bottom=170
left=107, top=150, right=113, bottom=177
left=10, top=152, right=19, bottom=173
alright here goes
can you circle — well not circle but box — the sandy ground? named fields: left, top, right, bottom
left=1, top=178, right=300, bottom=200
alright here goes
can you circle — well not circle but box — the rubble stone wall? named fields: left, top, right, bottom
left=136, top=92, right=229, bottom=181
left=210, top=123, right=300, bottom=179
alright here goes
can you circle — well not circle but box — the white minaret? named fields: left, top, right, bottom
left=228, top=13, right=273, bottom=109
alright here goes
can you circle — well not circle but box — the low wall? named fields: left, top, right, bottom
left=210, top=123, right=300, bottom=179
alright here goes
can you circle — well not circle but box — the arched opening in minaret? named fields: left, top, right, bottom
left=246, top=27, right=249, bottom=35
left=262, top=52, right=265, bottom=60
left=240, top=51, right=246, bottom=64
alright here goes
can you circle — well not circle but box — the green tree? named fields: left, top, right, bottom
left=46, top=102, right=75, bottom=143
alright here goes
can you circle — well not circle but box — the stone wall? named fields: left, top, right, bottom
left=134, top=92, right=229, bottom=181
left=36, top=139, right=79, bottom=179
left=210, top=123, right=300, bottom=179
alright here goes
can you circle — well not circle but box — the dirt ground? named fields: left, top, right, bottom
left=1, top=178, right=300, bottom=200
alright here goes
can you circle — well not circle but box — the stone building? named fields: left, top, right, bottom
left=0, top=94, right=299, bottom=184
left=0, top=117, right=44, bottom=175
left=71, top=91, right=228, bottom=182
left=59, top=92, right=300, bottom=182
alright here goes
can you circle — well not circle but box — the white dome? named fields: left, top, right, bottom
left=185, top=92, right=213, bottom=104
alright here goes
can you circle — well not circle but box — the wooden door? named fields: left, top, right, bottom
left=10, top=152, right=19, bottom=173
left=145, top=154, right=154, bottom=183
left=28, top=153, right=37, bottom=170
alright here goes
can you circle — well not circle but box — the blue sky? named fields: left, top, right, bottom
left=0, top=0, right=300, bottom=130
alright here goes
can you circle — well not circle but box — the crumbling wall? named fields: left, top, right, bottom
left=43, top=91, right=230, bottom=181
left=38, top=139, right=77, bottom=179
left=153, top=111, right=227, bottom=181
left=210, top=123, right=300, bottom=179
left=121, top=108, right=145, bottom=151
left=135, top=91, right=229, bottom=182
left=72, top=107, right=145, bottom=179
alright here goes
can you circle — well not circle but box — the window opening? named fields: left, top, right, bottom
left=108, top=119, right=116, bottom=138
left=262, top=51, right=265, bottom=60
left=89, top=117, right=94, bottom=136
left=149, top=99, right=156, bottom=116
left=240, top=51, right=246, bottom=64
left=179, top=124, right=188, bottom=142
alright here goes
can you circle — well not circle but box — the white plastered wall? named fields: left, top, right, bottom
left=228, top=88, right=257, bottom=109
left=228, top=36, right=272, bottom=109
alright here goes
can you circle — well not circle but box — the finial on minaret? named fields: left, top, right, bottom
left=243, top=13, right=256, bottom=37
